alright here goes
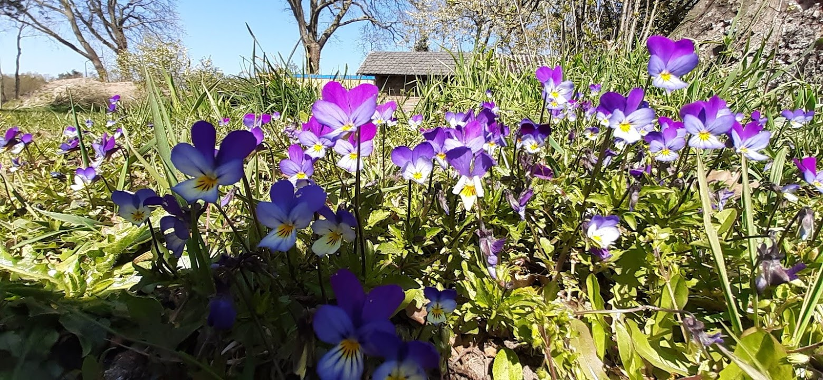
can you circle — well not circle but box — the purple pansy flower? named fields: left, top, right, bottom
left=603, top=88, right=656, bottom=144
left=681, top=96, right=736, bottom=149
left=369, top=333, right=440, bottom=380
left=447, top=147, right=495, bottom=210
left=483, top=122, right=509, bottom=155
left=478, top=226, right=505, bottom=278
left=256, top=180, right=326, bottom=251
left=755, top=241, right=806, bottom=294
left=531, top=164, right=554, bottom=180
left=408, top=114, right=423, bottom=129
left=586, top=215, right=620, bottom=260
left=207, top=293, right=237, bottom=330
left=107, top=95, right=120, bottom=113
left=170, top=121, right=256, bottom=203
left=444, top=120, right=486, bottom=154
left=70, top=167, right=98, bottom=191
left=313, top=269, right=403, bottom=380
left=730, top=121, right=771, bottom=161
left=423, top=287, right=457, bottom=325
left=243, top=113, right=272, bottom=129
left=646, top=35, right=699, bottom=92
left=372, top=101, right=398, bottom=126
left=58, top=138, right=80, bottom=155
left=391, top=142, right=435, bottom=185
left=280, top=144, right=315, bottom=184
left=645, top=119, right=686, bottom=162
left=92, top=132, right=118, bottom=166
left=506, top=188, right=533, bottom=220
left=0, top=127, right=20, bottom=149
left=445, top=110, right=473, bottom=128
left=311, top=81, right=379, bottom=140
left=333, top=124, right=376, bottom=173
left=299, top=117, right=335, bottom=159
left=111, top=189, right=158, bottom=225
left=781, top=109, right=814, bottom=129
left=218, top=117, right=230, bottom=127
left=145, top=194, right=201, bottom=258
left=423, top=127, right=449, bottom=169
left=311, top=205, right=357, bottom=257
left=793, top=157, right=823, bottom=193
left=712, top=189, right=735, bottom=210
left=589, top=83, right=602, bottom=96
left=583, top=127, right=600, bottom=141
left=536, top=66, right=574, bottom=110
left=9, top=132, right=32, bottom=155
left=683, top=316, right=724, bottom=347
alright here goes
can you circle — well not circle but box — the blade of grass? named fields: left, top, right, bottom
left=791, top=265, right=823, bottom=347
left=146, top=70, right=178, bottom=188
left=697, top=152, right=743, bottom=334
left=740, top=155, right=759, bottom=328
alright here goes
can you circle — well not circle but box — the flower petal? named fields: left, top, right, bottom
left=173, top=177, right=219, bottom=204
left=171, top=143, right=214, bottom=178
left=330, top=269, right=366, bottom=322
left=361, top=284, right=404, bottom=323
left=313, top=305, right=356, bottom=344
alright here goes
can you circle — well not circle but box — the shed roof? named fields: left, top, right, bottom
left=356, top=51, right=553, bottom=76
left=356, top=52, right=460, bottom=76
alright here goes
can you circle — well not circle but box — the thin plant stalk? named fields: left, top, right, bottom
left=352, top=127, right=367, bottom=278
left=739, top=154, right=759, bottom=328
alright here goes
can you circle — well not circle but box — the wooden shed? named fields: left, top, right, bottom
left=356, top=52, right=458, bottom=96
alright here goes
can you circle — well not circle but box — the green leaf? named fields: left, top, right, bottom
left=366, top=210, right=391, bottom=229
left=492, top=347, right=522, bottom=380
left=585, top=274, right=608, bottom=358
left=33, top=208, right=104, bottom=228
left=792, top=265, right=823, bottom=347
left=769, top=147, right=788, bottom=185
left=719, top=329, right=791, bottom=380
left=626, top=319, right=691, bottom=376
left=82, top=356, right=102, bottom=380
left=568, top=319, right=610, bottom=380
left=59, top=313, right=109, bottom=356
left=715, top=208, right=738, bottom=235
left=614, top=320, right=644, bottom=380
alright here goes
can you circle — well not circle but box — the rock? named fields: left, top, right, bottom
left=671, top=0, right=822, bottom=83
left=19, top=78, right=140, bottom=110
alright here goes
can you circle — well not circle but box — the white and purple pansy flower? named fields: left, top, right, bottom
left=311, top=81, right=379, bottom=140
left=256, top=180, right=327, bottom=252
left=111, top=188, right=158, bottom=225
left=646, top=35, right=699, bottom=92
left=681, top=95, right=736, bottom=149
left=313, top=269, right=404, bottom=380
left=170, top=121, right=257, bottom=204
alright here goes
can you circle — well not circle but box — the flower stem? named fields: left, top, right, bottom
left=317, top=255, right=327, bottom=303
left=146, top=218, right=175, bottom=276
left=353, top=128, right=367, bottom=278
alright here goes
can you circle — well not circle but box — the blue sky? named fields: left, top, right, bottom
left=0, top=0, right=379, bottom=77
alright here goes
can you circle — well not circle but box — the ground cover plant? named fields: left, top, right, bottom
left=0, top=35, right=821, bottom=379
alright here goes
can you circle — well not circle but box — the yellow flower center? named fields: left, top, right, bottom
left=814, top=181, right=822, bottom=188
left=131, top=210, right=145, bottom=222
left=529, top=143, right=539, bottom=150
left=619, top=121, right=631, bottom=132
left=698, top=131, right=711, bottom=141
left=437, top=153, right=446, bottom=160
left=340, top=339, right=360, bottom=359
left=413, top=172, right=423, bottom=180
left=431, top=305, right=444, bottom=318
left=376, top=118, right=384, bottom=124
left=326, top=231, right=343, bottom=245
left=313, top=144, right=323, bottom=152
left=660, top=71, right=672, bottom=81
left=296, top=172, right=307, bottom=179
left=348, top=152, right=358, bottom=160
left=461, top=184, right=476, bottom=197
left=276, top=223, right=295, bottom=238
left=592, top=235, right=602, bottom=243
left=660, top=148, right=671, bottom=156
left=739, top=147, right=749, bottom=153
left=551, top=91, right=559, bottom=98
left=341, top=123, right=353, bottom=131
left=550, top=101, right=559, bottom=107
left=194, top=175, right=219, bottom=191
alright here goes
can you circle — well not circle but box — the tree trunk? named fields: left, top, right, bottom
left=14, top=25, right=23, bottom=99
left=90, top=55, right=108, bottom=81
left=306, top=42, right=322, bottom=74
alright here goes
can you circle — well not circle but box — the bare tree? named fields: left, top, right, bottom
left=14, top=23, right=23, bottom=99
left=283, top=0, right=397, bottom=73
left=1, top=0, right=178, bottom=81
